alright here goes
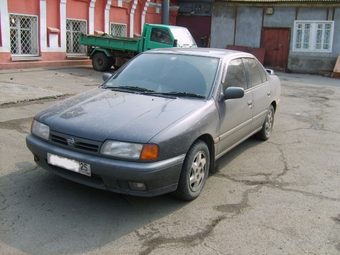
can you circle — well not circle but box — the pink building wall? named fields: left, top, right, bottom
left=8, top=0, right=39, bottom=15
left=67, top=0, right=88, bottom=19
left=0, top=0, right=178, bottom=70
left=47, top=0, right=60, bottom=28
left=94, top=0, right=106, bottom=32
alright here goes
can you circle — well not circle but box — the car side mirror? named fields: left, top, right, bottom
left=102, top=73, right=112, bottom=82
left=220, top=87, right=244, bottom=102
left=266, top=68, right=275, bottom=75
left=173, top=39, right=178, bottom=47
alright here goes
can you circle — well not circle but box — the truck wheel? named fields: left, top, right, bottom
left=172, top=140, right=210, bottom=201
left=92, top=52, right=111, bottom=72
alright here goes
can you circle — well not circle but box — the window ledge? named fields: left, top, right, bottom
left=66, top=54, right=89, bottom=59
left=11, top=56, right=42, bottom=62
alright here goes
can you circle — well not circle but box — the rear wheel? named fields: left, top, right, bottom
left=92, top=52, right=111, bottom=71
left=256, top=105, right=275, bottom=140
left=172, top=140, right=210, bottom=201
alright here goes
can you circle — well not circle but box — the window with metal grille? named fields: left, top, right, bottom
left=293, top=21, right=334, bottom=52
left=66, top=19, right=87, bottom=54
left=110, top=23, right=127, bottom=37
left=9, top=14, right=39, bottom=55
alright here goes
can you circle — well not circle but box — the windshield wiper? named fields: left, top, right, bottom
left=106, top=86, right=156, bottom=93
left=106, top=86, right=205, bottom=99
left=144, top=91, right=205, bottom=99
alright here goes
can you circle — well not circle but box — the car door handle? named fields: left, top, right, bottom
left=267, top=92, right=271, bottom=96
left=247, top=100, right=253, bottom=106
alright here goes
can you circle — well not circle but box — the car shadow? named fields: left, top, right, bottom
left=1, top=136, right=263, bottom=255
left=0, top=162, right=186, bottom=255
left=211, top=136, right=263, bottom=174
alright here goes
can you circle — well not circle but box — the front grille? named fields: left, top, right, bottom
left=74, top=142, right=99, bottom=152
left=50, top=134, right=67, bottom=145
left=50, top=131, right=101, bottom=154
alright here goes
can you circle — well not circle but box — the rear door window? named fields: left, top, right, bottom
left=223, top=58, right=248, bottom=91
left=255, top=59, right=268, bottom=83
left=242, top=58, right=263, bottom=88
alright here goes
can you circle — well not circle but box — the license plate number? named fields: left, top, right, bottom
left=47, top=153, right=91, bottom=176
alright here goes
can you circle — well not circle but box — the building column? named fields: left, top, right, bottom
left=0, top=0, right=10, bottom=52
left=40, top=0, right=47, bottom=51
left=89, top=0, right=96, bottom=34
left=105, top=0, right=112, bottom=34
left=60, top=0, right=67, bottom=52
left=129, top=0, right=138, bottom=37
left=141, top=0, right=151, bottom=31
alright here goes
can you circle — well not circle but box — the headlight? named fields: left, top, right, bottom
left=31, top=120, right=50, bottom=140
left=100, top=141, right=159, bottom=160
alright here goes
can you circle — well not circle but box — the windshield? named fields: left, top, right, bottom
left=104, top=53, right=219, bottom=99
left=170, top=27, right=197, bottom=48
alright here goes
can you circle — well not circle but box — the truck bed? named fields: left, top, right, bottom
left=79, top=33, right=140, bottom=52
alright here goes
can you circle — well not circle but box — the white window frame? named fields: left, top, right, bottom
left=9, top=13, right=39, bottom=56
left=66, top=19, right=87, bottom=54
left=293, top=20, right=334, bottom=52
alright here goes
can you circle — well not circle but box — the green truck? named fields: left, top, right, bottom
left=79, top=23, right=197, bottom=71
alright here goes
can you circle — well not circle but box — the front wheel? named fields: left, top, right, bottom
left=92, top=52, right=111, bottom=72
left=256, top=105, right=275, bottom=140
left=172, top=140, right=210, bottom=201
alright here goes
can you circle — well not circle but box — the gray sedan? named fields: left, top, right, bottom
left=26, top=48, right=281, bottom=200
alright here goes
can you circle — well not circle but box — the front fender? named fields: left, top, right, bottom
left=90, top=48, right=112, bottom=59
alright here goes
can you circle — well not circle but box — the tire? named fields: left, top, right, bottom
left=256, top=105, right=275, bottom=141
left=92, top=52, right=111, bottom=72
left=172, top=140, right=210, bottom=201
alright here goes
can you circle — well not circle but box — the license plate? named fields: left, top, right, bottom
left=47, top=153, right=91, bottom=176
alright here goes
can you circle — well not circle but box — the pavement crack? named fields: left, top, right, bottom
left=336, top=243, right=340, bottom=252
left=137, top=215, right=225, bottom=255
left=0, top=192, right=8, bottom=210
left=215, top=171, right=340, bottom=202
left=275, top=186, right=340, bottom=202
left=215, top=185, right=262, bottom=215
left=332, top=214, right=340, bottom=223
left=214, top=173, right=271, bottom=186
left=275, top=145, right=289, bottom=178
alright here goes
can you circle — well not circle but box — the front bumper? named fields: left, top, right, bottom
left=26, top=134, right=185, bottom=197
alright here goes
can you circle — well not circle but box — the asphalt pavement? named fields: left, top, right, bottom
left=1, top=65, right=340, bottom=254
left=0, top=65, right=103, bottom=106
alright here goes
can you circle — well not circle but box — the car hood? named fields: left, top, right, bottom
left=37, top=88, right=206, bottom=143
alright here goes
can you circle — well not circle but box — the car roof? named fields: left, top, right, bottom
left=146, top=47, right=255, bottom=60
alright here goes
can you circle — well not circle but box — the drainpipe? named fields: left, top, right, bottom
left=162, top=0, right=169, bottom=25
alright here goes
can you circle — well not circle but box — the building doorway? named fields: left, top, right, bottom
left=261, top=28, right=290, bottom=70
left=176, top=16, right=211, bottom=47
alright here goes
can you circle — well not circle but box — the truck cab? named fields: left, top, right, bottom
left=140, top=24, right=197, bottom=51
